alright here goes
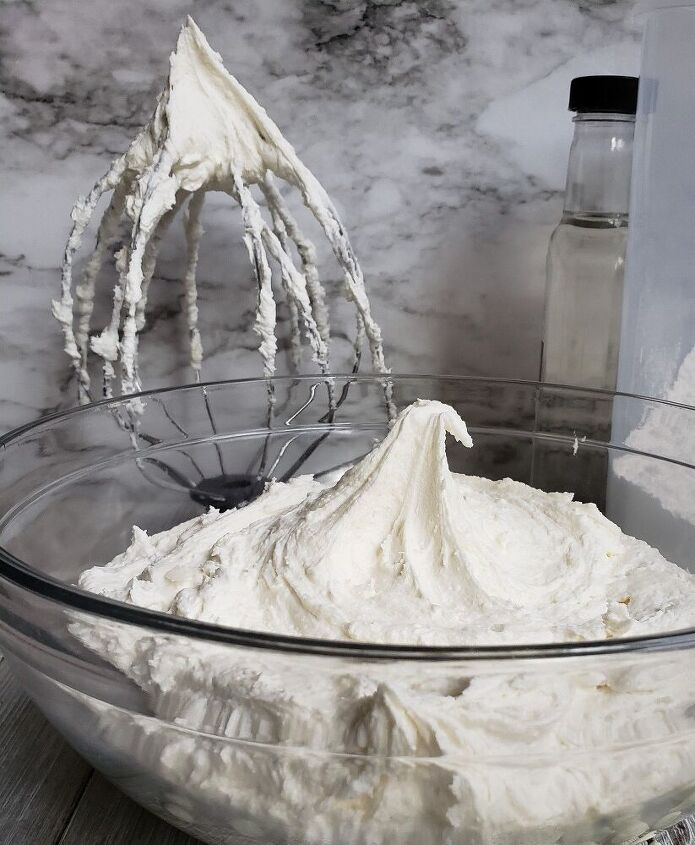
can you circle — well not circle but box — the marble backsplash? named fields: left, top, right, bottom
left=0, top=0, right=641, bottom=431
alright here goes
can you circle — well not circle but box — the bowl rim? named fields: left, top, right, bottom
left=2, top=372, right=695, bottom=662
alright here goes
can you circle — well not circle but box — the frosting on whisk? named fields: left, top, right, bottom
left=53, top=17, right=389, bottom=403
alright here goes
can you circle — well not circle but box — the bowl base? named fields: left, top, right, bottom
left=190, top=473, right=267, bottom=511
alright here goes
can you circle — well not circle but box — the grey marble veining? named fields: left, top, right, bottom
left=0, top=0, right=640, bottom=431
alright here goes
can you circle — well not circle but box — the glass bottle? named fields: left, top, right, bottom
left=541, top=75, right=638, bottom=392
left=534, top=76, right=637, bottom=509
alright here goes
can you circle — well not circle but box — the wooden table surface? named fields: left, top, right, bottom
left=0, top=654, right=200, bottom=844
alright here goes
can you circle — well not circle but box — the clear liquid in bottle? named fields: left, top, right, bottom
left=541, top=212, right=627, bottom=391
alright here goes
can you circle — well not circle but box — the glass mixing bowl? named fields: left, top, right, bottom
left=1, top=375, right=695, bottom=845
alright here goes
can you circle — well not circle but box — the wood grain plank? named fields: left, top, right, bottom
left=58, top=773, right=200, bottom=845
left=0, top=657, right=92, bottom=844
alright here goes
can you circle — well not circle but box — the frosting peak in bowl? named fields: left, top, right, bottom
left=80, top=399, right=695, bottom=646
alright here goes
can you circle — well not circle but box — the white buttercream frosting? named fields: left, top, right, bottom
left=80, top=399, right=695, bottom=645
left=72, top=400, right=695, bottom=844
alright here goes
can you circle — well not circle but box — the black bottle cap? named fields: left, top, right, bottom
left=568, top=75, right=639, bottom=115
